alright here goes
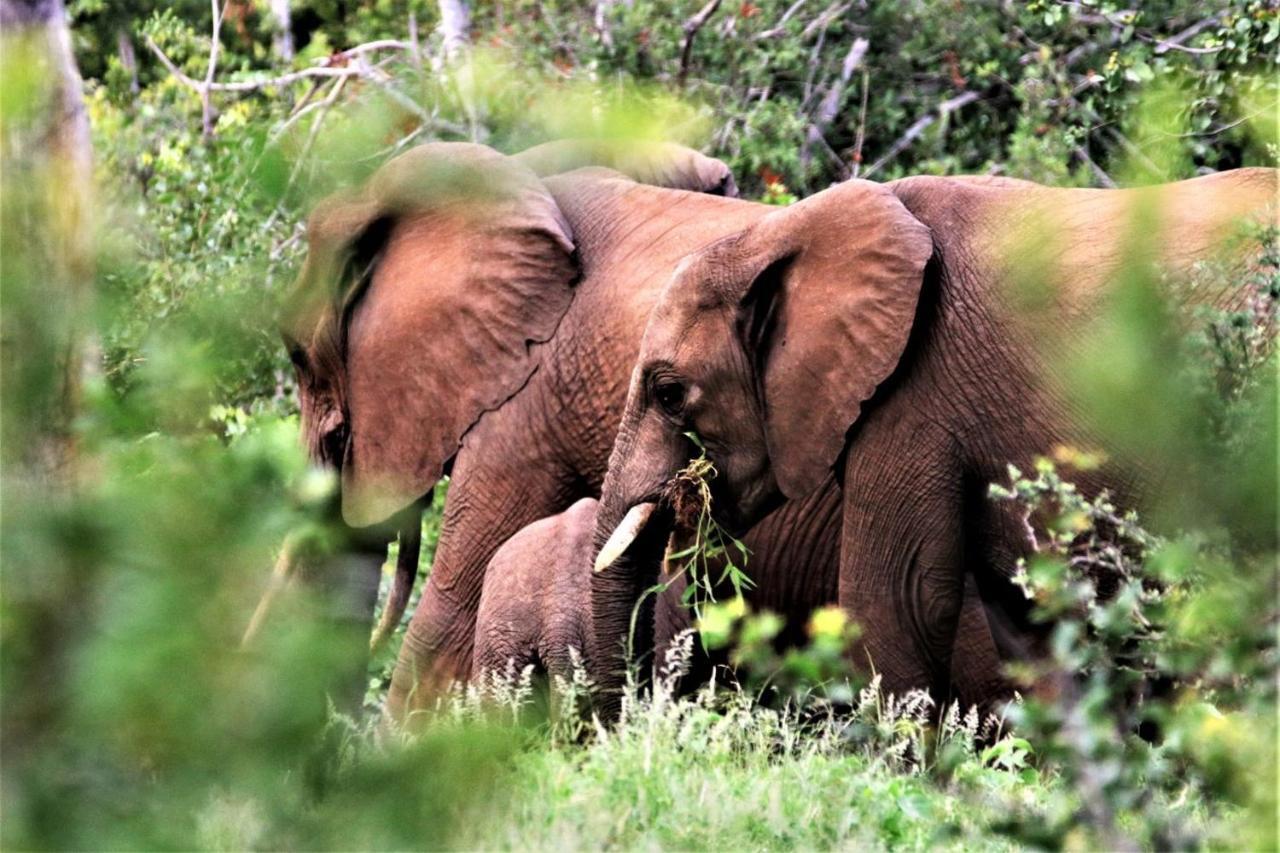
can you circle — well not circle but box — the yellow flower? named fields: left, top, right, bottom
left=807, top=606, right=847, bottom=640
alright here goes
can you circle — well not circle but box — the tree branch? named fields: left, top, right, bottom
left=202, top=0, right=230, bottom=137
left=850, top=68, right=869, bottom=178
left=800, top=36, right=868, bottom=176
left=147, top=36, right=365, bottom=92
left=753, top=0, right=809, bottom=40
left=1074, top=145, right=1116, bottom=188
left=863, top=90, right=979, bottom=178
left=677, top=0, right=721, bottom=87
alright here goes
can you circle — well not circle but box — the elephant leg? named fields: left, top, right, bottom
left=947, top=573, right=1011, bottom=712
left=839, top=427, right=966, bottom=700
left=740, top=477, right=843, bottom=648
left=385, top=432, right=581, bottom=724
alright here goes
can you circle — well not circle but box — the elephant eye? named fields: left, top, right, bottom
left=654, top=381, right=686, bottom=417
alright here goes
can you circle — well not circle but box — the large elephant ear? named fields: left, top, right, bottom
left=312, top=142, right=577, bottom=526
left=514, top=139, right=738, bottom=197
left=699, top=180, right=932, bottom=498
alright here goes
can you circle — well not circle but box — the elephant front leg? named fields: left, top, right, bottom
left=384, top=435, right=582, bottom=724
left=839, top=442, right=966, bottom=701
left=386, top=580, right=479, bottom=722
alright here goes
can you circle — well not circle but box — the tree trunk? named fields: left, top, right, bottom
left=270, top=0, right=293, bottom=61
left=0, top=0, right=94, bottom=485
left=436, top=0, right=470, bottom=60
left=115, top=28, right=139, bottom=92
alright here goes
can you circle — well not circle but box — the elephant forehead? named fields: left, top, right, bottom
left=639, top=299, right=734, bottom=368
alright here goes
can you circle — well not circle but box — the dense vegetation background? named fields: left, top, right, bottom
left=2, top=1, right=1277, bottom=849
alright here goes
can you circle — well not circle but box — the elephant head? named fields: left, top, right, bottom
left=279, top=139, right=738, bottom=650
left=283, top=139, right=737, bottom=528
left=589, top=167, right=1279, bottom=712
left=589, top=179, right=933, bottom=709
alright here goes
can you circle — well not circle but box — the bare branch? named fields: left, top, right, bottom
left=677, top=0, right=722, bottom=87
left=799, top=1, right=850, bottom=40
left=850, top=68, right=869, bottom=178
left=285, top=75, right=347, bottom=189
left=147, top=36, right=364, bottom=92
left=801, top=36, right=868, bottom=176
left=270, top=0, right=294, bottom=61
left=437, top=0, right=471, bottom=61
left=595, top=0, right=617, bottom=48
left=753, top=0, right=809, bottom=40
left=863, top=90, right=980, bottom=179
left=1148, top=12, right=1225, bottom=54
left=202, top=0, right=230, bottom=137
left=408, top=11, right=422, bottom=68
left=1074, top=145, right=1117, bottom=188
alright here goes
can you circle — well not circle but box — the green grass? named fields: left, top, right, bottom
left=353, top=642, right=1223, bottom=852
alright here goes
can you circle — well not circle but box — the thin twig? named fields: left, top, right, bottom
left=799, top=1, right=850, bottom=39
left=202, top=0, right=230, bottom=137
left=595, top=0, right=616, bottom=48
left=863, top=90, right=979, bottom=178
left=263, top=74, right=349, bottom=232
left=753, top=0, right=809, bottom=40
left=147, top=37, right=363, bottom=92
left=1074, top=145, right=1116, bottom=188
left=408, top=12, right=422, bottom=69
left=850, top=68, right=869, bottom=178
left=801, top=36, right=868, bottom=176
left=287, top=76, right=347, bottom=189
left=336, top=39, right=415, bottom=57
left=1150, top=13, right=1222, bottom=54
left=677, top=0, right=722, bottom=87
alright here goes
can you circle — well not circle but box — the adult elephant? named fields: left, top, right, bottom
left=589, top=168, right=1278, bottom=717
left=280, top=140, right=859, bottom=722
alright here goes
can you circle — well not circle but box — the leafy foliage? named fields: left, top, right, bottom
left=2, top=2, right=1277, bottom=849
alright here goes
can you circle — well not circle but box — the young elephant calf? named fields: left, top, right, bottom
left=472, top=498, right=599, bottom=683
left=475, top=497, right=707, bottom=699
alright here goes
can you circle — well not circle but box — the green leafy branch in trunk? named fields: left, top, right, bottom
left=660, top=432, right=753, bottom=622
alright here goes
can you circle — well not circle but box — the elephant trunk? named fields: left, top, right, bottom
left=589, top=494, right=674, bottom=721
left=369, top=505, right=425, bottom=653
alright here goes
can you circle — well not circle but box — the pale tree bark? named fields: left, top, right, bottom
left=270, top=0, right=293, bottom=61
left=436, top=0, right=470, bottom=60
left=0, top=0, right=95, bottom=485
left=116, top=28, right=139, bottom=92
left=0, top=0, right=96, bottom=765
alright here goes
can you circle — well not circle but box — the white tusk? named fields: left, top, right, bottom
left=594, top=501, right=658, bottom=573
left=241, top=540, right=300, bottom=649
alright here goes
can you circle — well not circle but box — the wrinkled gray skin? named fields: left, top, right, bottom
left=473, top=499, right=640, bottom=686
left=589, top=168, right=1278, bottom=719
left=470, top=497, right=740, bottom=692
left=284, top=140, right=867, bottom=723
left=472, top=498, right=599, bottom=682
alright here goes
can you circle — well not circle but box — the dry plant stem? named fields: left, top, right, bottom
left=146, top=36, right=362, bottom=92
left=595, top=0, right=616, bottom=48
left=850, top=68, right=868, bottom=178
left=1074, top=144, right=1117, bottom=188
left=753, top=0, right=810, bottom=41
left=437, top=0, right=471, bottom=61
left=286, top=75, right=347, bottom=190
left=145, top=37, right=417, bottom=96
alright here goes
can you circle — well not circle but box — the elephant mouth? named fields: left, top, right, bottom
left=594, top=472, right=713, bottom=574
